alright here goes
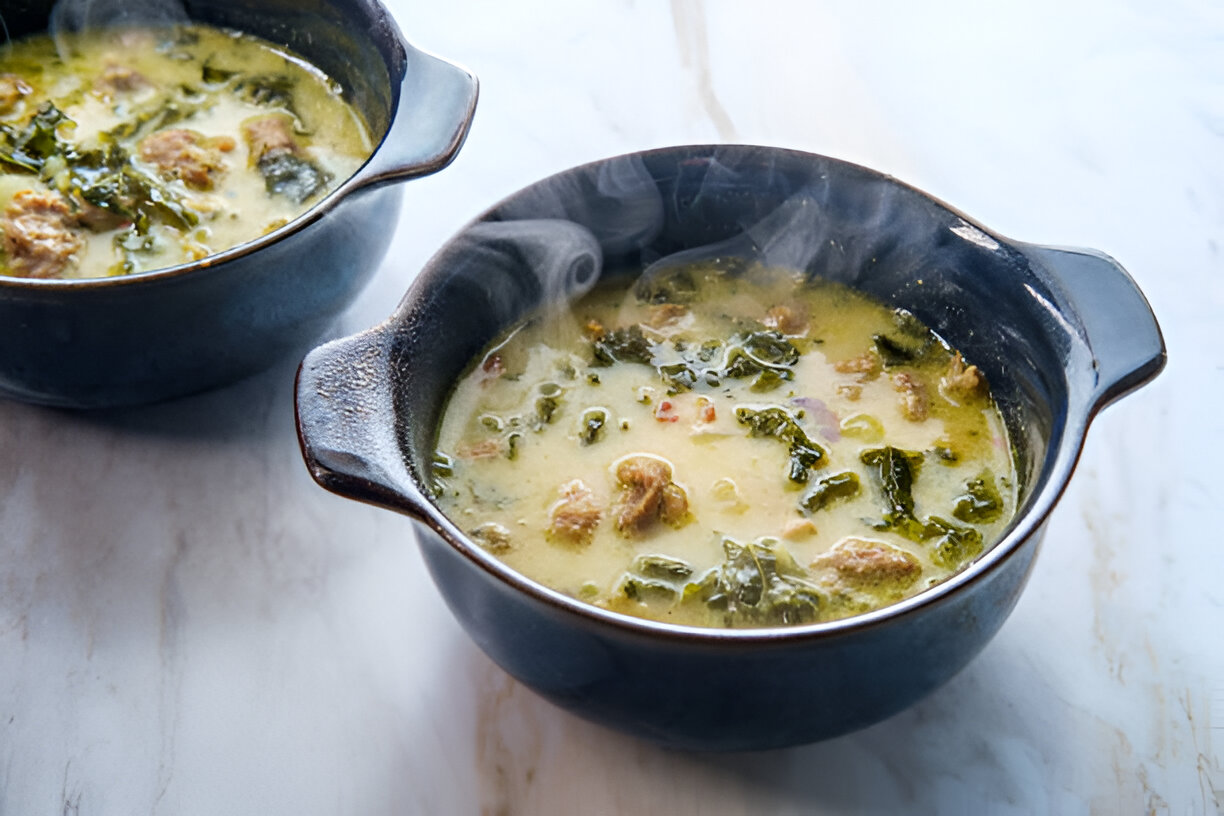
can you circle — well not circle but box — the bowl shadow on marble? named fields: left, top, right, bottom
left=694, top=639, right=1057, bottom=807
left=444, top=622, right=1059, bottom=810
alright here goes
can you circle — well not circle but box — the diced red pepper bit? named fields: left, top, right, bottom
left=697, top=396, right=716, bottom=423
left=655, top=400, right=680, bottom=422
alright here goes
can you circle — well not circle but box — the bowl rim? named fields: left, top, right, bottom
left=0, top=8, right=404, bottom=293
left=397, top=142, right=1097, bottom=646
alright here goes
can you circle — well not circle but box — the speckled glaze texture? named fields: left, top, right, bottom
left=296, top=145, right=1165, bottom=750
left=0, top=0, right=477, bottom=408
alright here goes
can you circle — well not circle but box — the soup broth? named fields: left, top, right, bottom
left=0, top=24, right=372, bottom=279
left=434, top=263, right=1018, bottom=628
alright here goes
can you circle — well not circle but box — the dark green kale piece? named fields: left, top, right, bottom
left=233, top=73, right=299, bottom=114
left=620, top=577, right=679, bottom=604
left=860, top=446, right=925, bottom=535
left=633, top=265, right=698, bottom=304
left=69, top=143, right=198, bottom=232
left=104, top=95, right=201, bottom=141
left=861, top=446, right=986, bottom=567
left=0, top=101, right=70, bottom=173
left=872, top=309, right=938, bottom=367
left=952, top=470, right=1004, bottom=523
left=682, top=537, right=823, bottom=627
left=531, top=382, right=563, bottom=427
left=591, top=324, right=655, bottom=366
left=201, top=60, right=238, bottom=85
left=632, top=554, right=694, bottom=582
left=736, top=406, right=826, bottom=484
left=661, top=330, right=801, bottom=393
left=800, top=471, right=861, bottom=513
left=257, top=151, right=331, bottom=204
left=0, top=101, right=196, bottom=234
left=578, top=407, right=609, bottom=445
left=617, top=554, right=695, bottom=605
left=924, top=516, right=984, bottom=569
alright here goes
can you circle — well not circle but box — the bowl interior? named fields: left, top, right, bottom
left=1, top=0, right=396, bottom=146
left=390, top=145, right=1073, bottom=587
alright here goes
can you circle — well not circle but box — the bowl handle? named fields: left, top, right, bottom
left=338, top=46, right=478, bottom=196
left=295, top=324, right=430, bottom=518
left=1023, top=244, right=1166, bottom=412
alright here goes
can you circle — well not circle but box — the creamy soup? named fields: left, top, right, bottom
left=0, top=24, right=372, bottom=279
left=434, top=262, right=1018, bottom=628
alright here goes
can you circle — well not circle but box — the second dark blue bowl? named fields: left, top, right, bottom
left=0, top=0, right=477, bottom=408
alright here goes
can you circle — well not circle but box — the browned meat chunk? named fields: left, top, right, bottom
left=646, top=303, right=689, bottom=328
left=95, top=63, right=150, bottom=95
left=456, top=439, right=502, bottom=460
left=139, top=129, right=231, bottom=190
left=0, top=74, right=31, bottom=114
left=837, top=383, right=862, bottom=401
left=241, top=114, right=299, bottom=162
left=614, top=455, right=689, bottom=535
left=941, top=352, right=986, bottom=402
left=548, top=480, right=603, bottom=544
left=2, top=190, right=83, bottom=278
left=658, top=483, right=689, bottom=525
left=763, top=304, right=807, bottom=336
left=834, top=351, right=881, bottom=380
left=892, top=372, right=929, bottom=422
left=813, top=537, right=921, bottom=587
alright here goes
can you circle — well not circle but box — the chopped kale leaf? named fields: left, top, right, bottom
left=872, top=333, right=922, bottom=366
left=617, top=554, right=695, bottom=605
left=633, top=265, right=698, bottom=304
left=873, top=310, right=937, bottom=367
left=70, top=144, right=198, bottom=232
left=0, top=101, right=70, bottom=173
left=861, top=446, right=922, bottom=522
left=632, top=554, right=694, bottom=582
left=924, top=516, right=984, bottom=569
left=736, top=406, right=826, bottom=484
left=620, top=577, right=678, bottom=604
left=578, top=407, right=608, bottom=445
left=660, top=330, right=801, bottom=393
left=257, top=151, right=331, bottom=204
left=591, top=324, right=655, bottom=366
left=201, top=60, right=238, bottom=84
left=800, top=471, right=861, bottom=513
left=234, top=73, right=299, bottom=115
left=682, top=537, right=823, bottom=627
left=952, top=471, right=1004, bottom=523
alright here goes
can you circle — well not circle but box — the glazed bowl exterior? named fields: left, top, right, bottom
left=0, top=0, right=477, bottom=408
left=295, top=145, right=1165, bottom=751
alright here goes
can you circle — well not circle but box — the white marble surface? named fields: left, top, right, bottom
left=2, top=1, right=1221, bottom=813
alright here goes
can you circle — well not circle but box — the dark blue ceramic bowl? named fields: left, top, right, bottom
left=295, top=145, right=1165, bottom=751
left=0, top=0, right=477, bottom=408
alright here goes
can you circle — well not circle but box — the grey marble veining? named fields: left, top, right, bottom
left=1, top=1, right=1220, bottom=813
